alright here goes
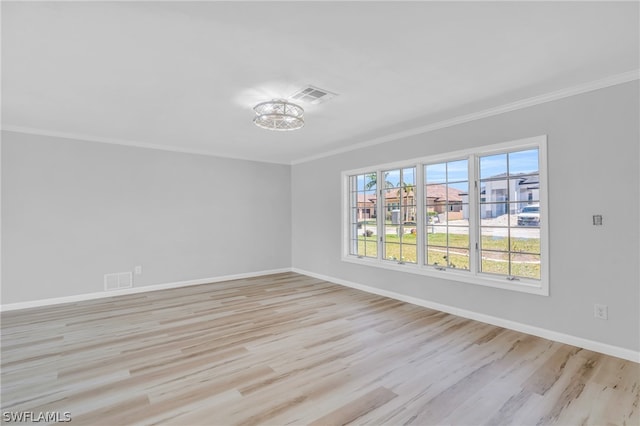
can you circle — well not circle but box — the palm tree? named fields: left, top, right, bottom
left=365, top=172, right=393, bottom=190
left=398, top=182, right=415, bottom=221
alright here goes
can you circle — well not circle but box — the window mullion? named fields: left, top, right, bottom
left=349, top=183, right=358, bottom=257
left=469, top=155, right=479, bottom=276
left=377, top=170, right=384, bottom=261
left=416, top=165, right=425, bottom=267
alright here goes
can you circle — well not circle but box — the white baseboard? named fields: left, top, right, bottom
left=292, top=268, right=640, bottom=363
left=3, top=266, right=637, bottom=363
left=0, top=268, right=292, bottom=312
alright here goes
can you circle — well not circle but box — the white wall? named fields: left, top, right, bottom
left=292, top=81, right=640, bottom=353
left=1, top=131, right=291, bottom=304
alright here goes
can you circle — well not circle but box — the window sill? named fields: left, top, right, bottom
left=342, top=255, right=548, bottom=296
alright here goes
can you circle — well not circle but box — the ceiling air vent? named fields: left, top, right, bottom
left=290, top=85, right=337, bottom=105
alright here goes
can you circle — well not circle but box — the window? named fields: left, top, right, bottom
left=425, top=159, right=470, bottom=270
left=348, top=172, right=377, bottom=258
left=343, top=136, right=548, bottom=295
left=479, top=149, right=541, bottom=280
left=382, top=167, right=416, bottom=264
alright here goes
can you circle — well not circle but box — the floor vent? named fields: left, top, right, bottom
left=290, top=85, right=337, bottom=104
left=104, top=272, right=133, bottom=291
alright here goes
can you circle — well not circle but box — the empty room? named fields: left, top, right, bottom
left=1, top=1, right=639, bottom=425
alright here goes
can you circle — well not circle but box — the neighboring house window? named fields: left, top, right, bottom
left=348, top=172, right=377, bottom=258
left=342, top=135, right=548, bottom=295
left=425, top=159, right=470, bottom=271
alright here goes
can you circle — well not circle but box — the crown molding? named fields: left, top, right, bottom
left=3, top=70, right=637, bottom=166
left=291, top=69, right=640, bottom=165
left=0, top=126, right=290, bottom=165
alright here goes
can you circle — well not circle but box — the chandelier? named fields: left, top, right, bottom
left=253, top=99, right=304, bottom=131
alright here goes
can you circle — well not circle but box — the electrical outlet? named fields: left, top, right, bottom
left=134, top=265, right=143, bottom=275
left=593, top=215, right=603, bottom=226
left=594, top=304, right=608, bottom=320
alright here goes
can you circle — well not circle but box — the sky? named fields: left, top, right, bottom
left=353, top=148, right=539, bottom=192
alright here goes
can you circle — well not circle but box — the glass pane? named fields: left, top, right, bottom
left=425, top=163, right=446, bottom=184
left=385, top=242, right=401, bottom=261
left=403, top=206, right=417, bottom=224
left=447, top=201, right=467, bottom=223
left=510, top=201, right=534, bottom=214
left=515, top=203, right=541, bottom=227
left=481, top=228, right=509, bottom=251
left=400, top=243, right=417, bottom=264
left=426, top=225, right=447, bottom=244
left=364, top=173, right=377, bottom=191
left=481, top=251, right=509, bottom=275
left=480, top=202, right=509, bottom=223
left=361, top=224, right=377, bottom=239
left=401, top=223, right=417, bottom=238
left=355, top=238, right=377, bottom=258
left=426, top=210, right=441, bottom=224
left=508, top=149, right=539, bottom=176
left=447, top=248, right=470, bottom=270
left=366, top=241, right=378, bottom=258
left=512, top=177, right=540, bottom=204
left=480, top=212, right=509, bottom=227
left=384, top=224, right=399, bottom=238
left=480, top=180, right=509, bottom=203
left=511, top=254, right=540, bottom=280
left=511, top=227, right=540, bottom=254
left=447, top=181, right=468, bottom=193
left=447, top=227, right=469, bottom=248
left=402, top=167, right=416, bottom=185
left=354, top=195, right=363, bottom=220
left=426, top=246, right=447, bottom=267
left=447, top=159, right=468, bottom=182
left=425, top=184, right=447, bottom=205
left=356, top=174, right=366, bottom=191
left=480, top=153, right=507, bottom=180
left=384, top=169, right=401, bottom=188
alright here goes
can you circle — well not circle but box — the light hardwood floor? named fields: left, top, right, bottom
left=1, top=272, right=638, bottom=425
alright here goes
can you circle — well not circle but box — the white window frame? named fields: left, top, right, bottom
left=341, top=135, right=549, bottom=296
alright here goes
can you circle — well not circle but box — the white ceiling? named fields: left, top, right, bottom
left=2, top=1, right=639, bottom=164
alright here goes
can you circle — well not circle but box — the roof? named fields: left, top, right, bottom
left=425, top=184, right=463, bottom=202
left=356, top=184, right=463, bottom=204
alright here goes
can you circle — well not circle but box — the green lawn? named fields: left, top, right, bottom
left=355, top=232, right=540, bottom=279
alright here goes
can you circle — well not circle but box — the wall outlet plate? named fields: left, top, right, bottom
left=134, top=265, right=143, bottom=275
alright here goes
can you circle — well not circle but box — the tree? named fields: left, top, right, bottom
left=365, top=172, right=394, bottom=190
left=397, top=182, right=415, bottom=221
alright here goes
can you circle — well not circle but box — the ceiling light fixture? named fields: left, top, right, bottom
left=253, top=99, right=304, bottom=131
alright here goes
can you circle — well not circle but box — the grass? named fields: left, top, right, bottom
left=354, top=233, right=540, bottom=279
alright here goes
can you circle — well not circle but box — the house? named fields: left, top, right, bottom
left=425, top=184, right=465, bottom=220
left=479, top=172, right=541, bottom=218
left=1, top=2, right=638, bottom=424
left=354, top=183, right=463, bottom=222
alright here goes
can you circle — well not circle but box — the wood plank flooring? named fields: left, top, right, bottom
left=1, top=272, right=638, bottom=425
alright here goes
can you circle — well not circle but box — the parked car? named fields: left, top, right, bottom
left=517, top=204, right=540, bottom=226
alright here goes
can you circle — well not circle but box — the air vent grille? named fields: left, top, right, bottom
left=104, top=272, right=133, bottom=291
left=290, top=85, right=337, bottom=105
